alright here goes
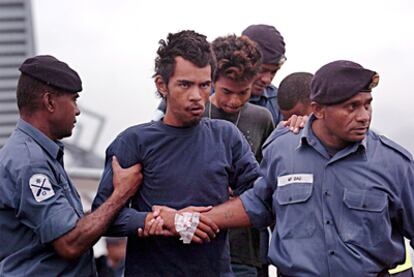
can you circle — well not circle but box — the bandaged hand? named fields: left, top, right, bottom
left=150, top=205, right=220, bottom=244
left=175, top=212, right=200, bottom=243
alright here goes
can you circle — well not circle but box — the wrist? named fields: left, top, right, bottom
left=108, top=189, right=129, bottom=207
left=144, top=212, right=154, bottom=226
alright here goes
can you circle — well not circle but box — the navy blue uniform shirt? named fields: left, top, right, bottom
left=249, top=84, right=283, bottom=125
left=0, top=119, right=95, bottom=276
left=241, top=115, right=414, bottom=277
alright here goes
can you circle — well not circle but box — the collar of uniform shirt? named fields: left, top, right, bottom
left=297, top=114, right=368, bottom=159
left=17, top=118, right=62, bottom=161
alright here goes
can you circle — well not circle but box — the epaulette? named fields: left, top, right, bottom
left=24, top=137, right=48, bottom=164
left=262, top=126, right=290, bottom=150
left=378, top=135, right=413, bottom=161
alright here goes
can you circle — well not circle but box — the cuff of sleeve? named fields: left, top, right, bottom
left=240, top=189, right=272, bottom=229
left=126, top=210, right=148, bottom=236
left=36, top=207, right=78, bottom=244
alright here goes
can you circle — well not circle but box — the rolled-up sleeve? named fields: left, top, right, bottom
left=399, top=161, right=414, bottom=246
left=36, top=207, right=78, bottom=243
left=16, top=163, right=79, bottom=244
left=240, top=179, right=273, bottom=229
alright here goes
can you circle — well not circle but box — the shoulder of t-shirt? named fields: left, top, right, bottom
left=116, top=121, right=157, bottom=140
left=105, top=121, right=158, bottom=153
left=244, top=103, right=274, bottom=123
left=204, top=117, right=236, bottom=131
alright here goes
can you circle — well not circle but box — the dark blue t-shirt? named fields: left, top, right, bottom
left=93, top=118, right=259, bottom=276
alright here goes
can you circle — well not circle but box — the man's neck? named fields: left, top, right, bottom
left=311, top=119, right=349, bottom=151
left=20, top=113, right=56, bottom=140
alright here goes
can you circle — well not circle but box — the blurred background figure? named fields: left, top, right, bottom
left=242, top=24, right=286, bottom=125
left=96, top=237, right=127, bottom=277
left=277, top=72, right=313, bottom=120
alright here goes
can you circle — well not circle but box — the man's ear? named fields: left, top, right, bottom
left=42, top=92, right=56, bottom=113
left=311, top=101, right=325, bottom=119
left=155, top=75, right=168, bottom=98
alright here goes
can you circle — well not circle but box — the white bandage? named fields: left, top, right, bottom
left=175, top=212, right=200, bottom=244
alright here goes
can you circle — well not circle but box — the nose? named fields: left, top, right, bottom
left=75, top=106, right=81, bottom=116
left=228, top=95, right=242, bottom=107
left=188, top=87, right=202, bottom=102
left=356, top=106, right=371, bottom=123
left=259, top=72, right=272, bottom=85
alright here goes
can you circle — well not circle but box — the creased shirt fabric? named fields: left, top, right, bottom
left=92, top=118, right=259, bottom=277
left=249, top=84, right=282, bottom=125
left=0, top=119, right=95, bottom=276
left=241, top=115, right=414, bottom=277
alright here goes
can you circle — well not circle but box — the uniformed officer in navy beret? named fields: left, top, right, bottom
left=0, top=55, right=142, bottom=276
left=242, top=24, right=287, bottom=125
left=196, top=60, right=414, bottom=277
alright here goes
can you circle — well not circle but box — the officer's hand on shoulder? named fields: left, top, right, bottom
left=281, top=114, right=308, bottom=134
left=111, top=156, right=142, bottom=199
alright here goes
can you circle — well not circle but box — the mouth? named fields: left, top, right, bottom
left=224, top=106, right=241, bottom=113
left=254, top=83, right=265, bottom=91
left=252, top=80, right=268, bottom=93
left=188, top=105, right=204, bottom=116
left=352, top=126, right=369, bottom=134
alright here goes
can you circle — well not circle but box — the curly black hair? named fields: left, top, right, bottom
left=211, top=34, right=262, bottom=83
left=154, top=30, right=216, bottom=94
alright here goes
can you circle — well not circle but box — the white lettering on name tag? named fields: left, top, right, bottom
left=277, top=174, right=313, bottom=187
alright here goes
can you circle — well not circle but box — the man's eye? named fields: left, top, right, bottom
left=179, top=83, right=189, bottom=88
left=200, top=83, right=210, bottom=89
left=348, top=103, right=356, bottom=111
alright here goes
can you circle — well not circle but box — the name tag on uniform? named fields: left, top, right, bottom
left=277, top=174, right=313, bottom=187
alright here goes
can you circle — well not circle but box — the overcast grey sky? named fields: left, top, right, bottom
left=32, top=0, right=414, bottom=155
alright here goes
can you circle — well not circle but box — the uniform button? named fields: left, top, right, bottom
left=326, top=220, right=331, bottom=225
left=324, top=191, right=329, bottom=196
left=329, top=250, right=335, bottom=255
left=362, top=204, right=367, bottom=208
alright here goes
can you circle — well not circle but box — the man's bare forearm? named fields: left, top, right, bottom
left=205, top=197, right=251, bottom=229
left=53, top=192, right=129, bottom=259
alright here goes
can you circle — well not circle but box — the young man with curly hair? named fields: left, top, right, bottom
left=207, top=34, right=274, bottom=276
left=92, top=30, right=261, bottom=277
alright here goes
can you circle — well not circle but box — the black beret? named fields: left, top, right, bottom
left=19, top=55, right=82, bottom=93
left=310, top=60, right=379, bottom=105
left=242, top=24, right=286, bottom=65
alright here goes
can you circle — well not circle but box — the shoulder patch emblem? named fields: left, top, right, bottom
left=29, top=174, right=55, bottom=202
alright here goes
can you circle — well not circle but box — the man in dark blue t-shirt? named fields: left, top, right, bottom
left=92, top=30, right=260, bottom=277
